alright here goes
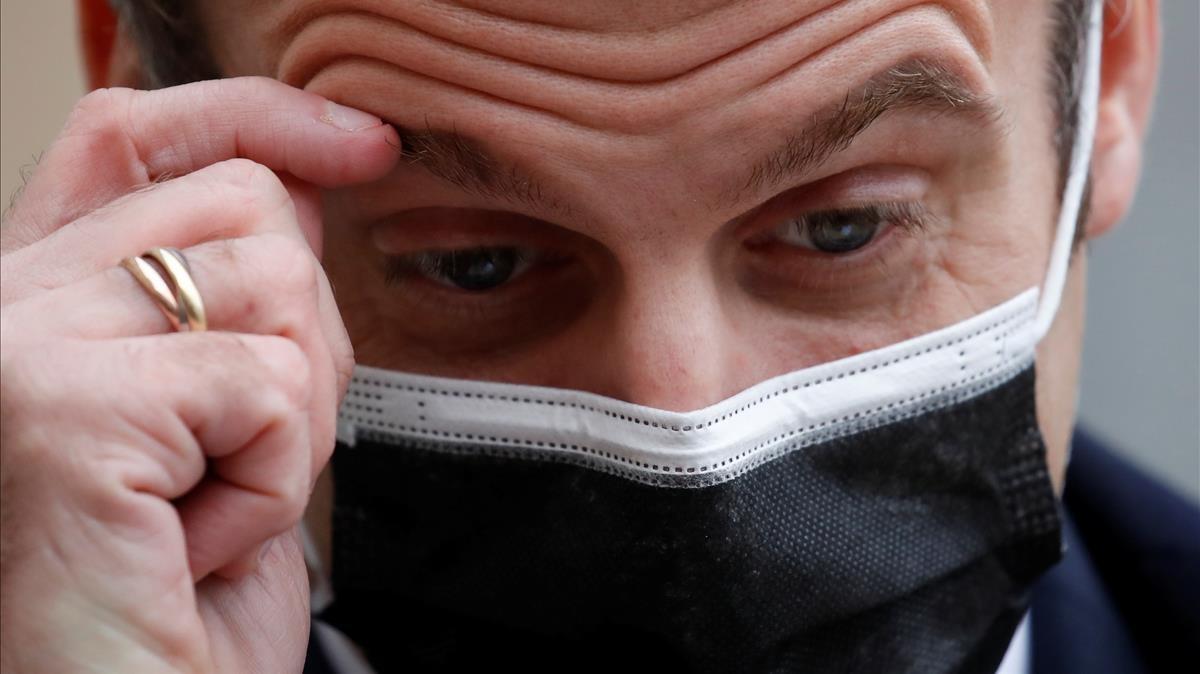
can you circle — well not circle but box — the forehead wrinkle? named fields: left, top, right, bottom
left=278, top=0, right=993, bottom=136
left=275, top=5, right=832, bottom=88
left=304, top=14, right=996, bottom=222
left=269, top=0, right=840, bottom=82
left=451, top=0, right=736, bottom=32
left=302, top=5, right=993, bottom=193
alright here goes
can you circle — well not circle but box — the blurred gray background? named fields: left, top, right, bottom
left=2, top=2, right=1197, bottom=502
left=1076, top=1, right=1199, bottom=503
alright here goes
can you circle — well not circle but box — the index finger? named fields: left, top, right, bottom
left=2, top=76, right=400, bottom=253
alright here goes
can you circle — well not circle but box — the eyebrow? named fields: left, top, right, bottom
left=733, top=58, right=1004, bottom=202
left=392, top=58, right=1002, bottom=216
left=395, top=122, right=570, bottom=216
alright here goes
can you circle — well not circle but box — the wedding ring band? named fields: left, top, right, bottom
left=120, top=247, right=207, bottom=332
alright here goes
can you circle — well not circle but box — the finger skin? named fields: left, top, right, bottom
left=1, top=298, right=332, bottom=673
left=19, top=231, right=327, bottom=339
left=8, top=224, right=353, bottom=486
left=0, top=76, right=400, bottom=253
left=0, top=75, right=371, bottom=674
left=2, top=160, right=355, bottom=469
left=0, top=331, right=316, bottom=671
left=198, top=527, right=312, bottom=673
left=3, top=158, right=305, bottom=303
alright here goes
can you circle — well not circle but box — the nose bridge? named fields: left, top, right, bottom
left=596, top=249, right=733, bottom=413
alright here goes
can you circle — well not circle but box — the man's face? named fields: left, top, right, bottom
left=195, top=0, right=1078, bottom=485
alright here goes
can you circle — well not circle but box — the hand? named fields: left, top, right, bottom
left=0, top=77, right=399, bottom=673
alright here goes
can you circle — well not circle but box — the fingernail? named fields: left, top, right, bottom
left=320, top=101, right=383, bottom=132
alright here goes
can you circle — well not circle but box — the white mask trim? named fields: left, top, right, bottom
left=338, top=288, right=1038, bottom=487
left=1032, top=0, right=1103, bottom=339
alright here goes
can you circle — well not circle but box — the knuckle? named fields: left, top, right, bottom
left=242, top=334, right=312, bottom=410
left=197, top=158, right=292, bottom=221
left=67, top=87, right=137, bottom=130
left=193, top=234, right=319, bottom=335
left=249, top=233, right=319, bottom=299
left=253, top=447, right=310, bottom=526
left=216, top=157, right=280, bottom=192
left=54, top=89, right=141, bottom=189
left=274, top=470, right=312, bottom=524
left=333, top=337, right=356, bottom=398
left=231, top=336, right=312, bottom=522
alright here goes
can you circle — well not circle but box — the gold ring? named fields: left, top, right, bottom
left=120, top=247, right=207, bottom=332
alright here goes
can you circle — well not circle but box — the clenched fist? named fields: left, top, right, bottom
left=0, top=77, right=399, bottom=673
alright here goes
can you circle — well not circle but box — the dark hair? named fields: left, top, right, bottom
left=109, top=0, right=1094, bottom=201
left=1048, top=0, right=1093, bottom=202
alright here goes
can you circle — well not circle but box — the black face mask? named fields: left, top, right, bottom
left=321, top=365, right=1061, bottom=673
left=317, top=287, right=1065, bottom=674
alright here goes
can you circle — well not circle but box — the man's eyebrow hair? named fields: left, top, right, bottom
left=733, top=58, right=1006, bottom=203
left=389, top=59, right=1000, bottom=218
left=394, top=122, right=569, bottom=216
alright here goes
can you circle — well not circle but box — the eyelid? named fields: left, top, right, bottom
left=370, top=208, right=575, bottom=256
left=796, top=202, right=930, bottom=233
left=382, top=245, right=563, bottom=292
left=759, top=201, right=931, bottom=250
left=737, top=165, right=931, bottom=232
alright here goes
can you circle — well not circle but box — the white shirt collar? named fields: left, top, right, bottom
left=994, top=610, right=1033, bottom=674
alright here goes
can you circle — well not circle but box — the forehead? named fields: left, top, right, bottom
left=198, top=0, right=1054, bottom=219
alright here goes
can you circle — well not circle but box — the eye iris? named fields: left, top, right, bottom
left=442, top=247, right=519, bottom=291
left=809, top=214, right=879, bottom=253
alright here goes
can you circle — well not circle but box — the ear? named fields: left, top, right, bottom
left=1085, top=0, right=1161, bottom=240
left=77, top=0, right=145, bottom=89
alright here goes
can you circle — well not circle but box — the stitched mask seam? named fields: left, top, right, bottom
left=344, top=344, right=1031, bottom=485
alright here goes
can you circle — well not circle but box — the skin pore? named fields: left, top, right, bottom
left=145, top=0, right=1155, bottom=570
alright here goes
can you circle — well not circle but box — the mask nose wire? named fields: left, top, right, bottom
left=1032, top=0, right=1105, bottom=341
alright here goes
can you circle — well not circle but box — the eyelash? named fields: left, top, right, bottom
left=381, top=200, right=931, bottom=294
left=782, top=201, right=929, bottom=242
left=382, top=249, right=532, bottom=287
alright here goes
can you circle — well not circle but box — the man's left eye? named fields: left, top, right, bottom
left=772, top=203, right=925, bottom=254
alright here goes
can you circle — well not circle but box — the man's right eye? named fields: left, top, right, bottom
left=385, top=246, right=537, bottom=292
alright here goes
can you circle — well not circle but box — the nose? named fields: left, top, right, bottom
left=583, top=255, right=735, bottom=413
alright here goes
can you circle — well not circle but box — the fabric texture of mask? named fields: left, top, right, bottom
left=322, top=293, right=1057, bottom=674
left=314, top=2, right=1103, bottom=672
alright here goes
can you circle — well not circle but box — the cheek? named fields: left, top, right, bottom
left=318, top=191, right=385, bottom=341
left=934, top=198, right=1054, bottom=312
left=1034, top=255, right=1088, bottom=495
left=968, top=0, right=1064, bottom=282
left=924, top=98, right=1062, bottom=315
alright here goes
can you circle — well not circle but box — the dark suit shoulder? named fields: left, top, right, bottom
left=303, top=623, right=339, bottom=674
left=1033, top=427, right=1200, bottom=674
